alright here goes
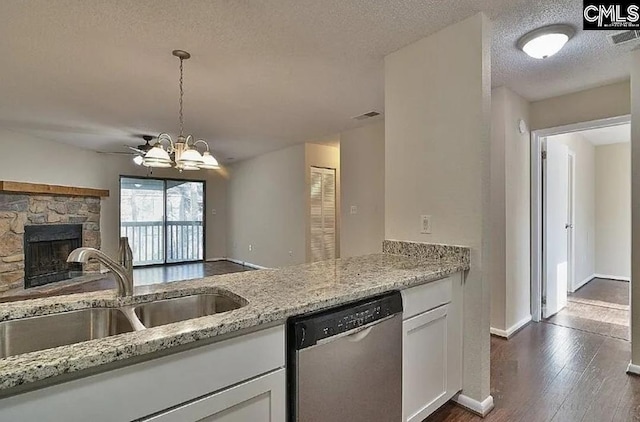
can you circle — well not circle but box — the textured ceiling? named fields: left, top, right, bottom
left=0, top=0, right=634, bottom=161
left=574, top=123, right=630, bottom=145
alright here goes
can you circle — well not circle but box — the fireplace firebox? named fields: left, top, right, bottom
left=24, top=224, right=83, bottom=288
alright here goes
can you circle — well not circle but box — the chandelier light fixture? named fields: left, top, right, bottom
left=142, top=50, right=220, bottom=170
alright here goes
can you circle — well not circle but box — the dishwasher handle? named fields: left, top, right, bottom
left=346, top=326, right=373, bottom=342
left=315, top=314, right=396, bottom=346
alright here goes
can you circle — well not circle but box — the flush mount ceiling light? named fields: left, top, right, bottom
left=142, top=50, right=220, bottom=171
left=517, top=24, right=575, bottom=59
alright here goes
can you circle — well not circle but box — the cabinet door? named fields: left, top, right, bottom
left=142, top=369, right=286, bottom=422
left=403, top=305, right=449, bottom=422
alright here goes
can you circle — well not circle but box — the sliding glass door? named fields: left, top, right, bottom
left=166, top=180, right=205, bottom=263
left=120, top=177, right=205, bottom=266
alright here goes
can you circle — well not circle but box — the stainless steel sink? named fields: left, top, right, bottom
left=0, top=308, right=134, bottom=358
left=133, top=294, right=244, bottom=328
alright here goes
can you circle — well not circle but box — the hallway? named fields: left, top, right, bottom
left=547, top=278, right=630, bottom=340
left=426, top=321, right=639, bottom=422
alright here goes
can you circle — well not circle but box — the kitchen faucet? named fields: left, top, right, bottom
left=67, top=247, right=134, bottom=297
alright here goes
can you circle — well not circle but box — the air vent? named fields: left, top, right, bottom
left=608, top=30, right=640, bottom=45
left=352, top=111, right=381, bottom=121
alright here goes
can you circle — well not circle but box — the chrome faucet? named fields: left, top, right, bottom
left=67, top=248, right=134, bottom=297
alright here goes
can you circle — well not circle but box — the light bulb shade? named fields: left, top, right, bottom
left=176, top=147, right=203, bottom=167
left=133, top=155, right=144, bottom=165
left=517, top=24, right=574, bottom=59
left=143, top=145, right=172, bottom=168
left=199, top=151, right=220, bottom=169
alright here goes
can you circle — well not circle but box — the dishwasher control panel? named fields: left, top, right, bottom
left=290, top=291, right=402, bottom=349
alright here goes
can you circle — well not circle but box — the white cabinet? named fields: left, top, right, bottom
left=0, top=325, right=286, bottom=422
left=401, top=272, right=463, bottom=422
left=141, top=369, right=286, bottom=422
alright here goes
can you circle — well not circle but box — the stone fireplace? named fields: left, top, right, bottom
left=23, top=224, right=84, bottom=288
left=0, top=190, right=103, bottom=292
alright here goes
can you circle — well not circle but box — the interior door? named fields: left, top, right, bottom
left=543, top=141, right=570, bottom=318
left=309, top=167, right=336, bottom=262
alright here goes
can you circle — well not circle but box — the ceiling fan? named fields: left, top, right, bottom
left=125, top=135, right=154, bottom=165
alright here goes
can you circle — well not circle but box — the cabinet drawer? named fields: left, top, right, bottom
left=401, top=275, right=453, bottom=320
left=141, top=368, right=286, bottom=422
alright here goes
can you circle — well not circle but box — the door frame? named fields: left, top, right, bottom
left=567, top=150, right=576, bottom=294
left=118, top=175, right=207, bottom=267
left=530, top=114, right=630, bottom=322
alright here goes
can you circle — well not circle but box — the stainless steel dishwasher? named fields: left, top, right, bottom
left=287, top=291, right=403, bottom=422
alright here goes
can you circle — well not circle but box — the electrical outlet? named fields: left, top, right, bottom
left=350, top=205, right=358, bottom=215
left=248, top=244, right=253, bottom=252
left=211, top=208, right=217, bottom=215
left=421, top=215, right=432, bottom=234
left=289, top=250, right=293, bottom=256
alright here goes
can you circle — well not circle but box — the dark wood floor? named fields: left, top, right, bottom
left=134, top=260, right=251, bottom=285
left=426, top=321, right=640, bottom=422
left=0, top=261, right=252, bottom=302
left=571, top=278, right=629, bottom=307
left=546, top=278, right=630, bottom=340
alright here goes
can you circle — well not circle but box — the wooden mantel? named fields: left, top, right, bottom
left=0, top=181, right=110, bottom=198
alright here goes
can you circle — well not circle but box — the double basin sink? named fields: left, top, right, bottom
left=0, top=293, right=245, bottom=358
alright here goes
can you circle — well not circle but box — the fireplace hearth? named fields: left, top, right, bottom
left=24, top=224, right=83, bottom=288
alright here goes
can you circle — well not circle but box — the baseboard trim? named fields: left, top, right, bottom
left=570, top=274, right=595, bottom=293
left=453, top=393, right=494, bottom=417
left=594, top=273, right=630, bottom=282
left=490, top=315, right=532, bottom=339
left=627, top=362, right=640, bottom=376
left=225, top=258, right=270, bottom=270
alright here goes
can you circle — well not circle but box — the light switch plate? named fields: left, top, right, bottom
left=421, top=215, right=432, bottom=234
left=350, top=205, right=358, bottom=215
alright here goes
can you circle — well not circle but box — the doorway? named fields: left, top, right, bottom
left=120, top=176, right=205, bottom=266
left=532, top=116, right=631, bottom=340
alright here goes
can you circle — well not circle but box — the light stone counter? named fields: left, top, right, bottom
left=0, top=243, right=469, bottom=394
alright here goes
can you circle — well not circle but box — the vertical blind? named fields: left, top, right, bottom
left=310, top=167, right=336, bottom=262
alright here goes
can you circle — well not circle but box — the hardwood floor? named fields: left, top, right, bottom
left=425, top=321, right=640, bottom=422
left=571, top=278, right=630, bottom=307
left=134, top=260, right=251, bottom=285
left=0, top=261, right=252, bottom=302
left=546, top=278, right=630, bottom=340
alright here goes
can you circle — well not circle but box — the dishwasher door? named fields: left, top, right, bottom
left=294, top=313, right=402, bottom=422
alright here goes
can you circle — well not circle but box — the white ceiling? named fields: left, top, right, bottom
left=574, top=123, right=630, bottom=146
left=0, top=0, right=635, bottom=161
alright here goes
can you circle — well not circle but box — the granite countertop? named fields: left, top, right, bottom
left=0, top=241, right=469, bottom=394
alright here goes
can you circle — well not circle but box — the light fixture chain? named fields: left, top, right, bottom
left=179, top=57, right=184, bottom=137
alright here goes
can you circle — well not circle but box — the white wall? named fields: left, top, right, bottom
left=227, top=142, right=340, bottom=268
left=547, top=132, right=596, bottom=289
left=595, top=143, right=631, bottom=279
left=339, top=120, right=384, bottom=257
left=490, top=88, right=507, bottom=333
left=630, top=49, right=640, bottom=367
left=227, top=143, right=306, bottom=268
left=0, top=129, right=228, bottom=260
left=490, top=87, right=531, bottom=335
left=531, top=80, right=630, bottom=131
left=385, top=13, right=491, bottom=402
